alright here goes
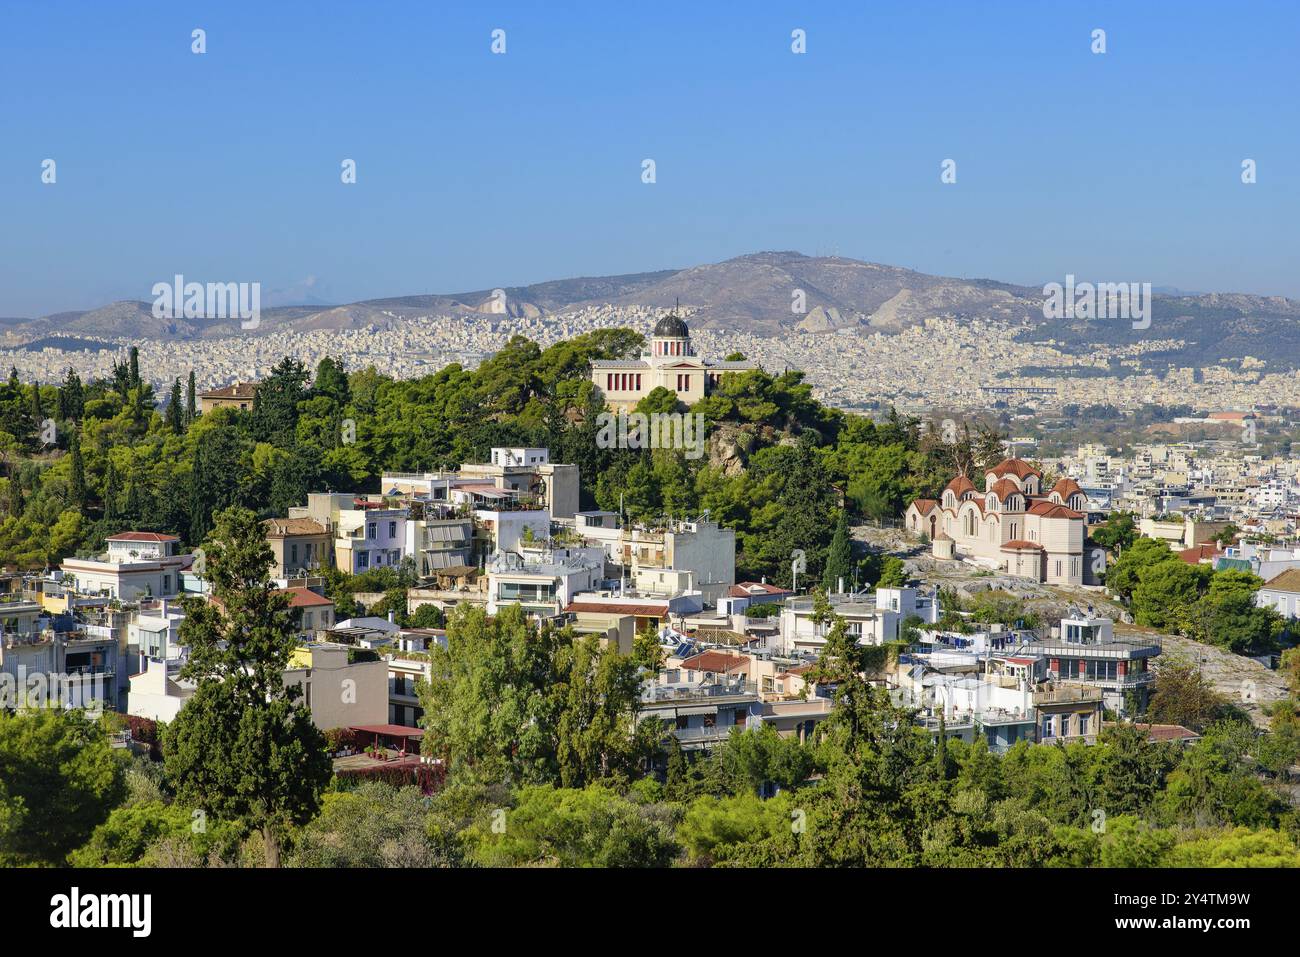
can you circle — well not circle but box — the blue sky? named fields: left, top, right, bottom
left=1, top=0, right=1297, bottom=316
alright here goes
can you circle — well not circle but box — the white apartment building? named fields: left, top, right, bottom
left=404, top=515, right=474, bottom=575
left=475, top=507, right=552, bottom=558
left=128, top=600, right=186, bottom=661
left=382, top=446, right=579, bottom=519
left=568, top=512, right=736, bottom=604
left=60, top=532, right=190, bottom=600
left=130, top=643, right=388, bottom=731
left=485, top=551, right=603, bottom=617
left=778, top=587, right=939, bottom=656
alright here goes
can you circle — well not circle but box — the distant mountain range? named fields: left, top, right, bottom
left=7, top=251, right=1300, bottom=368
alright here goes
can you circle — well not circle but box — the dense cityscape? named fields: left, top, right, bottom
left=3, top=306, right=1292, bottom=417
left=4, top=0, right=1294, bottom=940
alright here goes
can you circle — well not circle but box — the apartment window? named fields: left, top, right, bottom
left=1078, top=713, right=1090, bottom=736
left=357, top=551, right=370, bottom=570
left=1055, top=560, right=1062, bottom=577
left=1086, top=660, right=1117, bottom=681
left=1041, top=716, right=1054, bottom=739
left=388, top=521, right=397, bottom=538
left=367, top=523, right=377, bottom=539
left=606, top=374, right=613, bottom=391
left=290, top=544, right=299, bottom=565
left=496, top=581, right=556, bottom=603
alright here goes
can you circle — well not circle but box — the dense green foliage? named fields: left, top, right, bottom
left=1106, top=536, right=1283, bottom=654
left=15, top=590, right=1300, bottom=868
left=0, top=335, right=984, bottom=587
left=0, top=709, right=125, bottom=865
left=8, top=336, right=1300, bottom=869
left=162, top=505, right=332, bottom=866
left=417, top=604, right=658, bottom=788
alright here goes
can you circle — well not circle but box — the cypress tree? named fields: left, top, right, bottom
left=60, top=368, right=85, bottom=422
left=103, top=460, right=120, bottom=520
left=69, top=431, right=86, bottom=511
left=124, top=481, right=143, bottom=524
left=822, top=511, right=853, bottom=593
left=7, top=473, right=23, bottom=517
left=186, top=372, right=197, bottom=423
left=167, top=378, right=183, bottom=433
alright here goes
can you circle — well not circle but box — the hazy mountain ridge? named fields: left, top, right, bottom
left=7, top=252, right=1300, bottom=366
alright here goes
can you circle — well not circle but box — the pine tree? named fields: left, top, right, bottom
left=68, top=431, right=86, bottom=511
left=163, top=506, right=331, bottom=867
left=804, top=588, right=890, bottom=754
left=822, top=511, right=852, bottom=593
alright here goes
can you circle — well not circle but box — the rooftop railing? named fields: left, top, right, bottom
left=674, top=724, right=743, bottom=743
left=1032, top=684, right=1104, bottom=705
left=1033, top=636, right=1162, bottom=659
left=641, top=681, right=757, bottom=704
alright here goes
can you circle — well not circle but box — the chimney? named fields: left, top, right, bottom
left=387, top=611, right=395, bottom=624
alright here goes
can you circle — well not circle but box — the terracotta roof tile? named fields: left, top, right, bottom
left=987, top=458, right=1042, bottom=480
